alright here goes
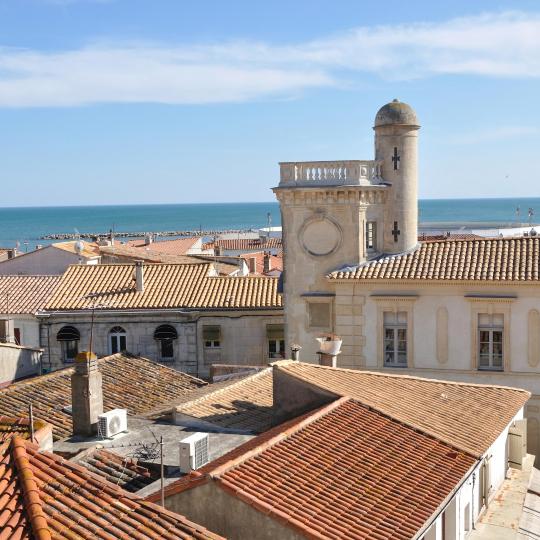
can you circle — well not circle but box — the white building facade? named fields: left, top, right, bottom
left=274, top=99, right=540, bottom=454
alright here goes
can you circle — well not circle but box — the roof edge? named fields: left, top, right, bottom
left=11, top=436, right=52, bottom=540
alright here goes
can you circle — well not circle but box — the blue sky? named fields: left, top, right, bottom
left=1, top=0, right=540, bottom=206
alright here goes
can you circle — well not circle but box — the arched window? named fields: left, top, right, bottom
left=57, top=326, right=80, bottom=363
left=154, top=324, right=178, bottom=360
left=109, top=326, right=127, bottom=355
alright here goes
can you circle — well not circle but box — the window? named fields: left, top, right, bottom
left=14, top=328, right=21, bottom=345
left=154, top=324, right=178, bottom=360
left=109, top=326, right=127, bottom=355
left=267, top=324, right=285, bottom=359
left=383, top=312, right=407, bottom=367
left=308, top=302, right=331, bottom=329
left=203, top=325, right=221, bottom=348
left=57, top=325, right=80, bottom=363
left=366, top=221, right=377, bottom=251
left=478, top=314, right=503, bottom=370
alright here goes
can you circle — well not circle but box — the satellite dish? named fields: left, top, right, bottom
left=74, top=240, right=85, bottom=255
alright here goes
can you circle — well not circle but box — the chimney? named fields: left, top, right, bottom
left=7, top=249, right=16, bottom=259
left=215, top=245, right=222, bottom=256
left=248, top=257, right=257, bottom=274
left=135, top=260, right=144, bottom=292
left=71, top=351, right=103, bottom=437
left=263, top=251, right=271, bottom=274
left=316, top=334, right=343, bottom=368
left=144, top=232, right=153, bottom=245
left=290, top=344, right=301, bottom=361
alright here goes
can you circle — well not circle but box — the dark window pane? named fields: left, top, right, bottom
left=161, top=338, right=174, bottom=358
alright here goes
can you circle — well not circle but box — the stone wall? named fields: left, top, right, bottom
left=0, top=342, right=41, bottom=385
left=40, top=310, right=283, bottom=378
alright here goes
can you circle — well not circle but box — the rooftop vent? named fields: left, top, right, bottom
left=179, top=433, right=209, bottom=473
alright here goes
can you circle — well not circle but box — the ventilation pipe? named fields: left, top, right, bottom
left=135, top=260, right=144, bottom=292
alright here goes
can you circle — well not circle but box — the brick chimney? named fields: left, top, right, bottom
left=263, top=251, right=271, bottom=274
left=71, top=351, right=103, bottom=437
left=135, top=260, right=144, bottom=292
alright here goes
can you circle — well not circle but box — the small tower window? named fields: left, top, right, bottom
left=366, top=222, right=377, bottom=251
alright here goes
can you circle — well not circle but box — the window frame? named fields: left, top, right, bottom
left=366, top=221, right=377, bottom=252
left=109, top=326, right=127, bottom=355
left=478, top=314, right=504, bottom=371
left=57, top=325, right=80, bottom=364
left=383, top=312, right=408, bottom=368
left=203, top=325, right=221, bottom=349
left=374, top=296, right=416, bottom=369
left=154, top=324, right=178, bottom=361
left=268, top=338, right=285, bottom=359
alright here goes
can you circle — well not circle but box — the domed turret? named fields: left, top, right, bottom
left=374, top=99, right=420, bottom=254
left=374, top=99, right=419, bottom=128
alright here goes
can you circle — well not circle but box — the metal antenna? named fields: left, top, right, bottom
left=160, top=436, right=165, bottom=507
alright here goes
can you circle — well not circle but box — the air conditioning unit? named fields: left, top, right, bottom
left=179, top=433, right=209, bottom=473
left=98, top=409, right=128, bottom=438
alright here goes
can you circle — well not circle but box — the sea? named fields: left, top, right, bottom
left=0, top=198, right=539, bottom=249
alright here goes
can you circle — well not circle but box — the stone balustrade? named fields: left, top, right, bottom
left=279, top=160, right=383, bottom=187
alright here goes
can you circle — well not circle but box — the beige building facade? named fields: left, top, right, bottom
left=274, top=99, right=540, bottom=455
left=38, top=262, right=283, bottom=377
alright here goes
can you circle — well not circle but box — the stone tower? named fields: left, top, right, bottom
left=273, top=100, right=420, bottom=365
left=374, top=99, right=420, bottom=254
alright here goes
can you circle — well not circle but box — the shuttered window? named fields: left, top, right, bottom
left=203, top=325, right=221, bottom=348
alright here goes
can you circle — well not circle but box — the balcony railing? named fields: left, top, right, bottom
left=279, top=160, right=383, bottom=187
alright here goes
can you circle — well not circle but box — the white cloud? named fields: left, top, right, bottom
left=1, top=11, right=540, bottom=106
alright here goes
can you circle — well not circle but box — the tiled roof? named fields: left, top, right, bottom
left=0, top=435, right=224, bottom=539
left=175, top=369, right=273, bottom=433
left=99, top=245, right=240, bottom=275
left=276, top=361, right=529, bottom=457
left=99, top=244, right=212, bottom=264
left=159, top=398, right=477, bottom=540
left=204, top=238, right=282, bottom=251
left=73, top=448, right=157, bottom=492
left=44, top=263, right=282, bottom=310
left=239, top=251, right=283, bottom=275
left=52, top=240, right=101, bottom=258
left=330, top=237, right=540, bottom=281
left=127, top=237, right=200, bottom=255
left=0, top=353, right=207, bottom=440
left=418, top=233, right=483, bottom=241
left=0, top=275, right=61, bottom=314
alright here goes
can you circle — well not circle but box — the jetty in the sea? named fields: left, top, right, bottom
left=40, top=229, right=251, bottom=240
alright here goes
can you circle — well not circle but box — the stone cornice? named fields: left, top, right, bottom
left=273, top=185, right=387, bottom=206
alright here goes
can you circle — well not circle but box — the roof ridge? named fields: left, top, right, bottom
left=282, top=362, right=531, bottom=394
left=209, top=396, right=350, bottom=478
left=176, top=368, right=271, bottom=413
left=10, top=436, right=51, bottom=540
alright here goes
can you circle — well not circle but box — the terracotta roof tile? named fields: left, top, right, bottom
left=0, top=276, right=61, bottom=314
left=175, top=369, right=273, bottom=433
left=330, top=237, right=540, bottom=281
left=276, top=361, right=530, bottom=457
left=162, top=398, right=478, bottom=540
left=126, top=237, right=200, bottom=255
left=73, top=448, right=157, bottom=492
left=99, top=244, right=212, bottom=264
left=204, top=238, right=282, bottom=251
left=44, top=263, right=282, bottom=310
left=0, top=353, right=206, bottom=440
left=0, top=436, right=224, bottom=539
left=239, top=251, right=283, bottom=275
